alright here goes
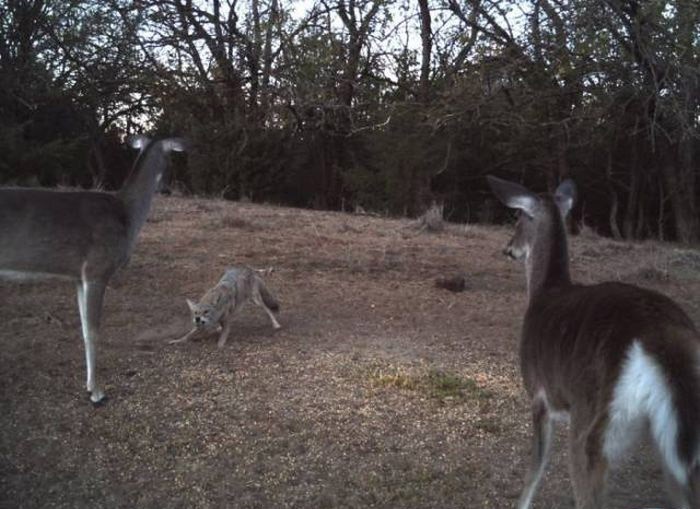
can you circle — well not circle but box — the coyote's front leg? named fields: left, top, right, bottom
left=169, top=327, right=200, bottom=344
left=217, top=320, right=232, bottom=348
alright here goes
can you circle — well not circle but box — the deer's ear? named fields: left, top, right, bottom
left=162, top=138, right=187, bottom=153
left=554, top=179, right=576, bottom=218
left=186, top=299, right=197, bottom=312
left=128, top=135, right=151, bottom=150
left=487, top=175, right=538, bottom=218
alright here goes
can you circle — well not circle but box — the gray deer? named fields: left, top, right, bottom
left=488, top=175, right=700, bottom=509
left=0, top=136, right=185, bottom=404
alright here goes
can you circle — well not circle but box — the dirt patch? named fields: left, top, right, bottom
left=2, top=196, right=700, bottom=508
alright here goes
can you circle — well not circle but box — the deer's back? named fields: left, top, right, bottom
left=0, top=188, right=129, bottom=280
left=522, top=281, right=699, bottom=413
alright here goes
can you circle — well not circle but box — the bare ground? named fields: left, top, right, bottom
left=2, top=196, right=700, bottom=508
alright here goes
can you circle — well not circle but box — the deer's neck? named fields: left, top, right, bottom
left=526, top=209, right=571, bottom=301
left=117, top=144, right=164, bottom=250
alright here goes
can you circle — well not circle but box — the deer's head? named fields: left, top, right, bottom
left=487, top=176, right=575, bottom=263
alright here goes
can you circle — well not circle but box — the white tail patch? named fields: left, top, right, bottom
left=604, top=341, right=686, bottom=485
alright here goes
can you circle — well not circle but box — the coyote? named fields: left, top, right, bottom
left=170, top=267, right=281, bottom=347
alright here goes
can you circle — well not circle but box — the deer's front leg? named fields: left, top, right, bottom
left=77, top=280, right=107, bottom=405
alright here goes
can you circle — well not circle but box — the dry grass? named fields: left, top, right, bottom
left=368, top=364, right=490, bottom=403
left=2, top=196, right=699, bottom=508
left=201, top=210, right=264, bottom=231
left=370, top=366, right=421, bottom=391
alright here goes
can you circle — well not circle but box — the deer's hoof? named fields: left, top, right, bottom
left=89, top=390, right=107, bottom=407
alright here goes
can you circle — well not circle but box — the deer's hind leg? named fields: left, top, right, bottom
left=688, top=467, right=700, bottom=509
left=517, top=395, right=554, bottom=509
left=664, top=467, right=690, bottom=509
left=663, top=460, right=700, bottom=509
left=569, top=412, right=609, bottom=509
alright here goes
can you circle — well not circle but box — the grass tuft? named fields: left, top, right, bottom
left=221, top=215, right=254, bottom=229
left=426, top=369, right=492, bottom=401
left=204, top=212, right=262, bottom=231
left=369, top=365, right=491, bottom=403
left=370, top=367, right=420, bottom=390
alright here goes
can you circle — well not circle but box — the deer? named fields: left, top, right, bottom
left=0, top=136, right=185, bottom=405
left=487, top=175, right=700, bottom=509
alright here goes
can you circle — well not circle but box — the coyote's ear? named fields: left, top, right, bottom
left=186, top=299, right=197, bottom=312
left=486, top=175, right=539, bottom=218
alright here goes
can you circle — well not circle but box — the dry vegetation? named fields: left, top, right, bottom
left=2, top=196, right=700, bottom=508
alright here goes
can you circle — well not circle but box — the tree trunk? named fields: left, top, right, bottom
left=662, top=149, right=698, bottom=243
left=623, top=150, right=640, bottom=240
left=417, top=0, right=431, bottom=102
left=606, top=151, right=622, bottom=240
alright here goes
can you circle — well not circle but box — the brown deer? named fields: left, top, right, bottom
left=0, top=136, right=185, bottom=405
left=487, top=175, right=700, bottom=509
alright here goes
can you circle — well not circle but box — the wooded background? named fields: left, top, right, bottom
left=1, top=0, right=698, bottom=241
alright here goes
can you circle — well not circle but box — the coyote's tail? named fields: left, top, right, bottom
left=258, top=281, right=280, bottom=312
